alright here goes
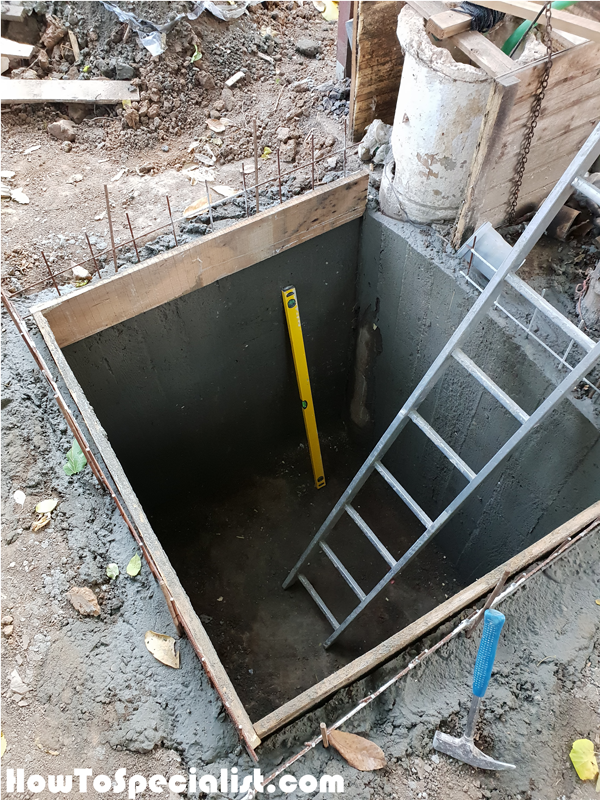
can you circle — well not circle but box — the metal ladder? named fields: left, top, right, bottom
left=283, top=122, right=600, bottom=648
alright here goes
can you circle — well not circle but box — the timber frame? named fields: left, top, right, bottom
left=30, top=174, right=600, bottom=751
left=348, top=1, right=600, bottom=236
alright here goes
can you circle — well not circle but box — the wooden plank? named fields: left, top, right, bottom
left=454, top=40, right=600, bottom=242
left=407, top=0, right=515, bottom=75
left=0, top=36, right=33, bottom=57
left=349, top=1, right=405, bottom=141
left=253, top=502, right=600, bottom=739
left=34, top=310, right=262, bottom=754
left=1, top=78, right=139, bottom=104
left=453, top=75, right=520, bottom=246
left=426, top=9, right=472, bottom=39
left=474, top=0, right=600, bottom=44
left=33, top=172, right=369, bottom=348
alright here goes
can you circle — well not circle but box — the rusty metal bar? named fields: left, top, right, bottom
left=166, top=195, right=178, bottom=247
left=253, top=118, right=260, bottom=213
left=126, top=213, right=140, bottom=263
left=104, top=184, right=118, bottom=273
left=241, top=168, right=250, bottom=217
left=204, top=180, right=214, bottom=232
left=85, top=233, right=102, bottom=279
left=277, top=149, right=283, bottom=204
left=41, top=251, right=61, bottom=296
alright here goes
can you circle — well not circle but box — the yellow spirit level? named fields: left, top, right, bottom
left=282, top=286, right=326, bottom=489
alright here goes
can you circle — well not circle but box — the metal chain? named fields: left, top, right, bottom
left=506, top=2, right=554, bottom=224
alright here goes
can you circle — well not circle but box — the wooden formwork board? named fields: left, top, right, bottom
left=349, top=1, right=405, bottom=142
left=454, top=40, right=600, bottom=245
left=34, top=172, right=369, bottom=348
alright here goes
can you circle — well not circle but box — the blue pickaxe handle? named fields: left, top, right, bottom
left=472, top=609, right=505, bottom=698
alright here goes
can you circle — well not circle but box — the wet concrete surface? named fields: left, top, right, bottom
left=143, top=426, right=464, bottom=721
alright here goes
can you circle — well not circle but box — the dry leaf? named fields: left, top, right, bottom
left=35, top=499, right=58, bottom=514
left=570, top=739, right=599, bottom=782
left=188, top=140, right=200, bottom=152
left=183, top=190, right=217, bottom=218
left=207, top=119, right=226, bottom=134
left=328, top=730, right=387, bottom=771
left=212, top=185, right=236, bottom=197
left=31, top=514, right=51, bottom=532
left=220, top=118, right=234, bottom=127
left=144, top=631, right=180, bottom=668
left=66, top=587, right=101, bottom=617
left=0, top=731, right=6, bottom=757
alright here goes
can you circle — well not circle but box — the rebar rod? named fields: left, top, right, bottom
left=125, top=214, right=140, bottom=262
left=41, top=251, right=60, bottom=296
left=104, top=184, right=118, bottom=273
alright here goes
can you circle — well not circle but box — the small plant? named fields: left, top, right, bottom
left=64, top=439, right=87, bottom=476
left=191, top=44, right=202, bottom=63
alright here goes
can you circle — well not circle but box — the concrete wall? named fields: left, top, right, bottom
left=63, top=209, right=598, bottom=586
left=63, top=221, right=361, bottom=499
left=356, top=211, right=599, bottom=582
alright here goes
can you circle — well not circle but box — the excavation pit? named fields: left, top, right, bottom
left=32, top=176, right=600, bottom=750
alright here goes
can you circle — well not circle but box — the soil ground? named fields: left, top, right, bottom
left=1, top=3, right=599, bottom=800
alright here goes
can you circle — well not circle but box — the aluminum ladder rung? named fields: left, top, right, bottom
left=298, top=574, right=338, bottom=630
left=408, top=411, right=476, bottom=481
left=572, top=175, right=600, bottom=206
left=505, top=273, right=595, bottom=353
left=453, top=348, right=529, bottom=424
left=320, top=542, right=366, bottom=600
left=372, top=462, right=433, bottom=528
left=344, top=503, right=396, bottom=567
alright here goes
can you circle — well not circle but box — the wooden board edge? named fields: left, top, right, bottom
left=33, top=310, right=261, bottom=753
left=452, top=74, right=520, bottom=247
left=32, top=171, right=369, bottom=347
left=253, top=501, right=600, bottom=739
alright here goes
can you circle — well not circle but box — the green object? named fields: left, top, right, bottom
left=191, top=44, right=202, bottom=63
left=127, top=554, right=142, bottom=577
left=106, top=563, right=119, bottom=580
left=501, top=1, right=575, bottom=56
left=63, top=439, right=87, bottom=476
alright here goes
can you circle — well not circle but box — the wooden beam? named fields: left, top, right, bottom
left=253, top=501, right=600, bottom=739
left=453, top=74, right=520, bottom=247
left=33, top=172, right=369, bottom=348
left=426, top=9, right=472, bottom=39
left=34, top=310, right=262, bottom=755
left=0, top=78, right=139, bottom=104
left=0, top=36, right=33, bottom=57
left=407, top=0, right=516, bottom=76
left=474, top=0, right=600, bottom=44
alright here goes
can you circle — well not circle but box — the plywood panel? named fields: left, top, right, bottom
left=349, top=1, right=405, bottom=141
left=34, top=172, right=369, bottom=348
